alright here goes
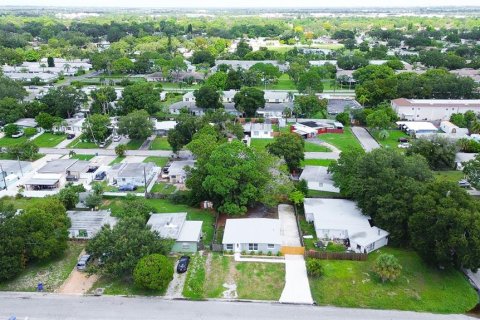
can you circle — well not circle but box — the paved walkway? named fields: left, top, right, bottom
left=351, top=127, right=380, bottom=152
left=279, top=255, right=314, bottom=305
left=304, top=152, right=340, bottom=160
left=278, top=204, right=301, bottom=247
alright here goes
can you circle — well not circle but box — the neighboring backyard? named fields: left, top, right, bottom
left=183, top=253, right=285, bottom=301
left=0, top=136, right=28, bottom=147
left=433, top=170, right=465, bottom=183
left=0, top=242, right=84, bottom=292
left=318, top=127, right=362, bottom=153
left=308, top=247, right=478, bottom=313
left=251, top=138, right=330, bottom=152
left=143, top=156, right=169, bottom=167
left=370, top=129, right=409, bottom=149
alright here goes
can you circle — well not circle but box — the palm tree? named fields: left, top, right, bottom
left=358, top=95, right=369, bottom=107
left=287, top=91, right=294, bottom=102
left=470, top=121, right=480, bottom=134
left=63, top=63, right=71, bottom=74
left=40, top=63, right=46, bottom=72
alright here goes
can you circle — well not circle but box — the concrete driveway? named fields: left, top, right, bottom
left=278, top=204, right=301, bottom=247
left=280, top=255, right=314, bottom=304
left=351, top=127, right=380, bottom=152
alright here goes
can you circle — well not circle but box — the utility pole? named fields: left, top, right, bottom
left=0, top=164, right=7, bottom=190
left=17, top=156, right=23, bottom=176
left=143, top=166, right=147, bottom=198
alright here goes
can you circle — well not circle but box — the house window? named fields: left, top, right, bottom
left=78, top=229, right=88, bottom=238
left=264, top=131, right=268, bottom=135
left=248, top=243, right=258, bottom=251
left=267, top=244, right=275, bottom=249
left=182, top=243, right=190, bottom=250
left=253, top=131, right=259, bottom=136
left=226, top=244, right=233, bottom=250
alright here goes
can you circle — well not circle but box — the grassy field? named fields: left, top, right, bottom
left=309, top=247, right=478, bottom=313
left=250, top=138, right=330, bottom=152
left=204, top=254, right=231, bottom=298
left=183, top=253, right=207, bottom=299
left=254, top=74, right=296, bottom=91
left=32, top=133, right=66, bottom=147
left=0, top=242, right=84, bottom=292
left=143, top=156, right=169, bottom=167
left=434, top=170, right=465, bottom=183
left=301, top=159, right=336, bottom=167
left=109, top=156, right=125, bottom=165
left=318, top=127, right=362, bottom=153
left=370, top=129, right=409, bottom=149
left=67, top=136, right=99, bottom=149
left=151, top=182, right=177, bottom=194
left=70, top=154, right=95, bottom=161
left=126, top=139, right=144, bottom=150
left=0, top=136, right=28, bottom=147
left=90, top=276, right=166, bottom=296
left=101, top=198, right=215, bottom=243
left=150, top=137, right=171, bottom=150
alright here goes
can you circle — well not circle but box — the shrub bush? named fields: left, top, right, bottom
left=373, top=253, right=402, bottom=283
left=306, top=258, right=323, bottom=278
left=133, top=254, right=173, bottom=291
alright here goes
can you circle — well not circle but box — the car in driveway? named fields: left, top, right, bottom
left=67, top=133, right=75, bottom=139
left=113, top=135, right=121, bottom=142
left=398, top=142, right=411, bottom=149
left=176, top=256, right=190, bottom=273
left=76, top=254, right=92, bottom=271
left=118, top=183, right=137, bottom=191
left=458, top=179, right=471, bottom=188
left=11, top=131, right=24, bottom=138
left=94, top=171, right=106, bottom=181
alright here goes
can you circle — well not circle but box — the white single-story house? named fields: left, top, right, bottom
left=440, top=121, right=469, bottom=137
left=54, top=117, right=85, bottom=134
left=222, top=218, right=282, bottom=254
left=0, top=160, right=33, bottom=190
left=303, top=198, right=389, bottom=254
left=213, top=60, right=289, bottom=72
left=154, top=120, right=177, bottom=136
left=67, top=210, right=118, bottom=239
left=147, top=212, right=203, bottom=253
left=167, top=160, right=195, bottom=184
left=299, top=166, right=339, bottom=193
left=112, top=162, right=157, bottom=187
left=14, top=118, right=38, bottom=129
left=243, top=123, right=274, bottom=139
left=392, top=98, right=480, bottom=121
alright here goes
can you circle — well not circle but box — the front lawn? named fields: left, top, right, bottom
left=70, top=154, right=95, bottom=161
left=183, top=253, right=207, bottom=299
left=150, top=137, right=172, bottom=150
left=101, top=198, right=215, bottom=244
left=126, top=139, right=144, bottom=150
left=192, top=254, right=286, bottom=301
left=0, top=242, right=84, bottom=292
left=0, top=136, right=28, bottom=147
left=309, top=247, right=478, bottom=313
left=301, top=159, right=336, bottom=167
left=67, top=136, right=99, bottom=149
left=254, top=74, right=296, bottom=90
left=109, top=156, right=125, bottom=165
left=143, top=156, right=169, bottom=167
left=32, top=133, right=66, bottom=147
left=90, top=276, right=164, bottom=296
left=318, top=127, right=362, bottom=153
left=370, top=129, right=409, bottom=149
left=250, top=138, right=330, bottom=152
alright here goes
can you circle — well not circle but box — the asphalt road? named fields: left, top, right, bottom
left=0, top=293, right=474, bottom=320
left=351, top=126, right=381, bottom=152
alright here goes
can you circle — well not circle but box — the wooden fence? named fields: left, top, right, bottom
left=211, top=244, right=223, bottom=252
left=305, top=250, right=368, bottom=261
left=281, top=246, right=305, bottom=255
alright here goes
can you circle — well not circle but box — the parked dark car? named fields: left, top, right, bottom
left=76, top=254, right=92, bottom=271
left=176, top=256, right=190, bottom=273
left=118, top=183, right=137, bottom=191
left=398, top=137, right=409, bottom=143
left=67, top=133, right=76, bottom=139
left=94, top=171, right=106, bottom=181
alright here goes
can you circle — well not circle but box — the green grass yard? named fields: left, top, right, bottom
left=318, top=127, right=362, bottom=153
left=434, top=170, right=465, bottom=183
left=90, top=276, right=166, bottom=296
left=309, top=247, right=478, bottom=313
left=32, top=132, right=66, bottom=147
left=109, top=156, right=125, bottom=165
left=0, top=136, right=28, bottom=147
left=302, top=159, right=336, bottom=167
left=150, top=182, right=177, bottom=194
left=70, top=154, right=95, bottom=161
left=0, top=242, right=84, bottom=292
left=67, top=136, right=100, bottom=149
left=370, top=129, right=409, bottom=149
left=150, top=137, right=172, bottom=150
left=126, top=139, right=144, bottom=150
left=250, top=138, right=330, bottom=152
left=143, top=156, right=169, bottom=167
left=254, top=74, right=296, bottom=91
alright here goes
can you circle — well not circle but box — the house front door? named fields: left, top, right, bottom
left=235, top=243, right=241, bottom=253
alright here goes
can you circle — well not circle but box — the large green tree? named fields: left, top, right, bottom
left=233, top=87, right=265, bottom=117
left=40, top=86, right=87, bottom=118
left=194, top=86, right=222, bottom=110
left=406, top=136, right=457, bottom=171
left=86, top=216, right=172, bottom=278
left=118, top=109, right=154, bottom=140
left=267, top=133, right=305, bottom=172
left=119, top=82, right=161, bottom=115
left=82, top=114, right=111, bottom=143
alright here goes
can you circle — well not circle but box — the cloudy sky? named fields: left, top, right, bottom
left=0, top=0, right=478, bottom=7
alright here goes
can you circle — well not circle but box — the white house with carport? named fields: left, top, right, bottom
left=0, top=160, right=33, bottom=190
left=222, top=218, right=282, bottom=254
left=110, top=162, right=157, bottom=187
left=147, top=212, right=203, bottom=253
left=167, top=160, right=195, bottom=184
left=396, top=121, right=438, bottom=137
left=154, top=120, right=177, bottom=136
left=243, top=123, right=274, bottom=139
left=67, top=210, right=118, bottom=239
left=14, top=118, right=38, bottom=130
left=303, top=198, right=389, bottom=254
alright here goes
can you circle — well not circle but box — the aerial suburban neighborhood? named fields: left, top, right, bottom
left=0, top=2, right=480, bottom=320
